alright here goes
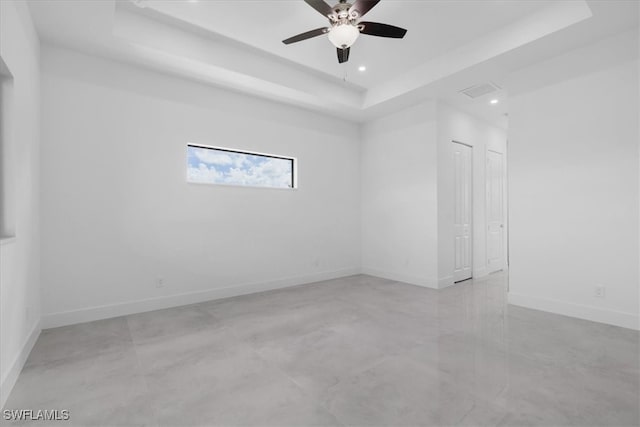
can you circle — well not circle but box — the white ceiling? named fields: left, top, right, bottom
left=26, top=0, right=640, bottom=126
left=140, top=0, right=550, bottom=88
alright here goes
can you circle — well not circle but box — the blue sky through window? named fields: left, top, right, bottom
left=187, top=145, right=294, bottom=189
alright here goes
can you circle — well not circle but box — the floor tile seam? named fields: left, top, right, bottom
left=203, top=280, right=344, bottom=308
left=338, top=297, right=442, bottom=318
left=245, top=321, right=396, bottom=372
left=243, top=342, right=347, bottom=427
left=23, top=341, right=143, bottom=372
left=480, top=409, right=511, bottom=427
left=321, top=355, right=390, bottom=406
left=192, top=303, right=231, bottom=324
left=465, top=383, right=512, bottom=413
left=224, top=320, right=253, bottom=345
left=125, top=316, right=160, bottom=427
left=453, top=399, right=484, bottom=426
left=502, top=344, right=576, bottom=368
left=331, top=295, right=406, bottom=315
left=124, top=304, right=221, bottom=330
left=124, top=314, right=153, bottom=347
left=126, top=320, right=231, bottom=348
left=333, top=294, right=369, bottom=309
left=346, top=354, right=394, bottom=380
left=310, top=387, right=350, bottom=427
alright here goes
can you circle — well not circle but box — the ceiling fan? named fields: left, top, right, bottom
left=282, top=0, right=407, bottom=64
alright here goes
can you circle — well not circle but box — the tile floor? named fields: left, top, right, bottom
left=4, top=273, right=639, bottom=426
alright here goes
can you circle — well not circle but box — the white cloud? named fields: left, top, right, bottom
left=193, top=148, right=233, bottom=166
left=187, top=150, right=293, bottom=188
left=223, top=158, right=292, bottom=188
left=187, top=163, right=221, bottom=183
left=231, top=154, right=249, bottom=169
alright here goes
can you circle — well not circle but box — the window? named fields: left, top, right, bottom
left=187, top=144, right=296, bottom=189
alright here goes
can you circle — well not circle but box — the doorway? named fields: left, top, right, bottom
left=453, top=141, right=472, bottom=282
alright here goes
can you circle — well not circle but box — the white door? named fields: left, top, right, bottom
left=453, top=142, right=472, bottom=282
left=486, top=150, right=504, bottom=273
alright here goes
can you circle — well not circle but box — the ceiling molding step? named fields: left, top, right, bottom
left=362, top=0, right=593, bottom=110
left=111, top=2, right=365, bottom=115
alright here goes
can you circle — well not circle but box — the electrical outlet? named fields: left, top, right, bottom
left=594, top=285, right=605, bottom=298
left=156, top=278, right=165, bottom=289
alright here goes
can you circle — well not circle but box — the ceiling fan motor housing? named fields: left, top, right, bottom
left=330, top=1, right=359, bottom=22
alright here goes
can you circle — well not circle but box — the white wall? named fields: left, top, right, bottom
left=360, top=102, right=439, bottom=287
left=0, top=0, right=41, bottom=409
left=40, top=46, right=361, bottom=327
left=436, top=103, right=508, bottom=287
left=360, top=102, right=507, bottom=289
left=509, top=60, right=639, bottom=330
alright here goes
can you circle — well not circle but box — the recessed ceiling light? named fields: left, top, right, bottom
left=187, top=0, right=198, bottom=3
left=490, top=99, right=499, bottom=105
left=358, top=66, right=366, bottom=72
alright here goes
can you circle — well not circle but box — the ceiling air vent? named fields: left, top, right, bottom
left=459, top=82, right=501, bottom=99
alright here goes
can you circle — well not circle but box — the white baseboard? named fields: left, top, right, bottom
left=439, top=268, right=493, bottom=289
left=508, top=293, right=639, bottom=331
left=361, top=267, right=438, bottom=289
left=1, top=320, right=41, bottom=409
left=42, top=268, right=360, bottom=329
left=474, top=267, right=488, bottom=278
left=438, top=275, right=455, bottom=289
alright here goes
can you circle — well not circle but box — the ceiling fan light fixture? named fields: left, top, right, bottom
left=282, top=1, right=406, bottom=64
left=328, top=23, right=360, bottom=48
